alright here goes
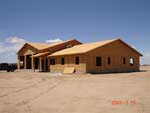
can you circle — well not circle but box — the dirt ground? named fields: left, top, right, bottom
left=0, top=67, right=149, bottom=113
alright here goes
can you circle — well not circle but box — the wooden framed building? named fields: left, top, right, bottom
left=17, top=38, right=142, bottom=73
left=17, top=39, right=82, bottom=72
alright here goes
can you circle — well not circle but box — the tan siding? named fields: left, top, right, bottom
left=50, top=54, right=87, bottom=73
left=86, top=40, right=140, bottom=73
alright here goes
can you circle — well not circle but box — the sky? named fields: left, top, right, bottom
left=0, top=0, right=150, bottom=64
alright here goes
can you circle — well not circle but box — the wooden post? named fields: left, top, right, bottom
left=17, top=56, right=20, bottom=70
left=48, top=58, right=50, bottom=72
left=31, top=54, right=34, bottom=71
left=44, top=58, right=46, bottom=71
left=39, top=57, right=42, bottom=72
left=24, top=55, right=27, bottom=69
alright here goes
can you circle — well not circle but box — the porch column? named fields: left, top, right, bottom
left=17, top=56, right=20, bottom=70
left=44, top=58, right=46, bottom=71
left=48, top=59, right=50, bottom=72
left=24, top=55, right=27, bottom=69
left=31, top=54, right=35, bottom=71
left=39, top=57, right=42, bottom=72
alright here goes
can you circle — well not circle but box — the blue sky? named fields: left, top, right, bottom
left=0, top=0, right=150, bottom=64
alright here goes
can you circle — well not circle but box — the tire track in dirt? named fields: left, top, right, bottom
left=0, top=77, right=64, bottom=113
left=17, top=81, right=63, bottom=113
left=0, top=78, right=47, bottom=98
left=16, top=78, right=63, bottom=107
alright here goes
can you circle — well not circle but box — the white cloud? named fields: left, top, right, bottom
left=0, top=37, right=26, bottom=63
left=45, top=38, right=63, bottom=44
left=6, top=37, right=26, bottom=44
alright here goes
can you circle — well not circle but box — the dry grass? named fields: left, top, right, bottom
left=0, top=66, right=149, bottom=113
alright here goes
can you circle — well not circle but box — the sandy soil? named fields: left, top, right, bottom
left=0, top=67, right=149, bottom=113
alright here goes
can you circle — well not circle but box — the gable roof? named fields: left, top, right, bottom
left=17, top=39, right=81, bottom=54
left=49, top=38, right=143, bottom=57
left=41, top=39, right=82, bottom=50
left=27, top=42, right=50, bottom=50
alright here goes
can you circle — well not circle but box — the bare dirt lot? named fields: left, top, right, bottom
left=0, top=67, right=149, bottom=113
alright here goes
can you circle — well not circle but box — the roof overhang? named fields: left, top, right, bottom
left=33, top=52, right=51, bottom=58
